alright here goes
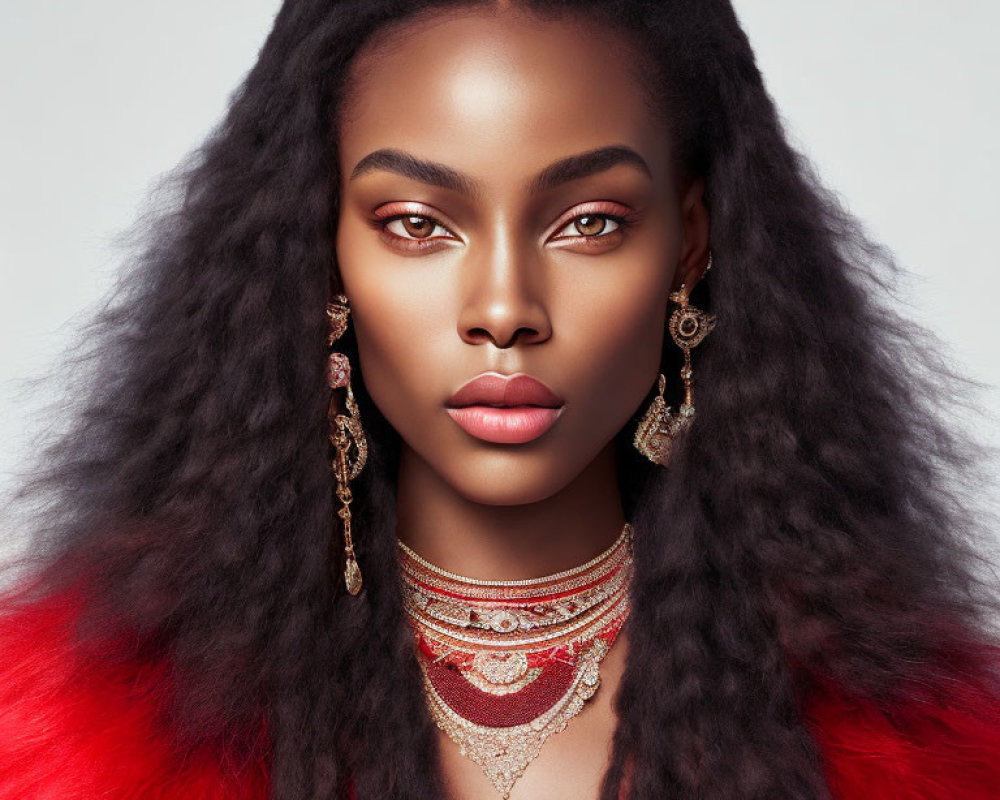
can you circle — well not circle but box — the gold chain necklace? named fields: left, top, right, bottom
left=398, top=523, right=633, bottom=798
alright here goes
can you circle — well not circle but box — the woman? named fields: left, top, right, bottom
left=1, top=1, right=998, bottom=798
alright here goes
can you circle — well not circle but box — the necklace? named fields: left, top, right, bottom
left=398, top=523, right=633, bottom=799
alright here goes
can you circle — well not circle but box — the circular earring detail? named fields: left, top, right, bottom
left=634, top=257, right=716, bottom=466
left=327, top=293, right=368, bottom=595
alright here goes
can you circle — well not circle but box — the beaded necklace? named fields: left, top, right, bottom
left=398, top=522, right=633, bottom=798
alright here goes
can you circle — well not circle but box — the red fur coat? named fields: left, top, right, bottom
left=2, top=589, right=998, bottom=799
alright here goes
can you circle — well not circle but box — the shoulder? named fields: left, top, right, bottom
left=0, top=583, right=269, bottom=800
left=803, top=654, right=1000, bottom=800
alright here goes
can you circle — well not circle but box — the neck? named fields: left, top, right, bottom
left=395, top=440, right=626, bottom=581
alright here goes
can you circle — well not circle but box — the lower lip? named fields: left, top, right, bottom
left=446, top=405, right=565, bottom=444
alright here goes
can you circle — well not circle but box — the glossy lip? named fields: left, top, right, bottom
left=445, top=372, right=565, bottom=444
left=446, top=372, right=563, bottom=409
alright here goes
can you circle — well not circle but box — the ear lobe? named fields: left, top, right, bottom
left=671, top=251, right=712, bottom=296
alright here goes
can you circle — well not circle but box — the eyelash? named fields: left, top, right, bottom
left=369, top=211, right=638, bottom=251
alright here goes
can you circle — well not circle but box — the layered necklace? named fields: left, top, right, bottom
left=398, top=523, right=633, bottom=799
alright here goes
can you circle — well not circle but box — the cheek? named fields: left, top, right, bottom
left=335, top=221, right=454, bottom=438
left=551, top=263, right=672, bottom=437
left=346, top=281, right=446, bottom=429
left=586, top=306, right=663, bottom=411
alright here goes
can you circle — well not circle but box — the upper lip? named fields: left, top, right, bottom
left=446, top=372, right=563, bottom=408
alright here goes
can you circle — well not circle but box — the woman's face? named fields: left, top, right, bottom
left=336, top=7, right=708, bottom=506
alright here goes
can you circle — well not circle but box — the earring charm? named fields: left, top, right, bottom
left=634, top=259, right=716, bottom=466
left=327, top=293, right=368, bottom=595
left=633, top=373, right=677, bottom=465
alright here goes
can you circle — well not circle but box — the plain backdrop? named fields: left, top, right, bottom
left=1, top=2, right=998, bottom=563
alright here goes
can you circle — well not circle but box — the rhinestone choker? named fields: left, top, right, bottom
left=398, top=522, right=633, bottom=798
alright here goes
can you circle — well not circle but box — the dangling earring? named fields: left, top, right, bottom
left=327, top=293, right=368, bottom=595
left=634, top=257, right=717, bottom=466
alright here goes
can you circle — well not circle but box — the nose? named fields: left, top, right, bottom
left=457, top=238, right=552, bottom=349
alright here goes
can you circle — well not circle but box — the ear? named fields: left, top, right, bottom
left=671, top=176, right=711, bottom=296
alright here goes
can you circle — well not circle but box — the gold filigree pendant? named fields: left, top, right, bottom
left=422, top=639, right=611, bottom=799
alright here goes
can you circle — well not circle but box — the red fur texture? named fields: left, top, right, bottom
left=0, top=586, right=268, bottom=799
left=805, top=668, right=1000, bottom=799
left=1, top=587, right=998, bottom=798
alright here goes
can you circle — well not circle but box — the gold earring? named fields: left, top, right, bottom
left=327, top=293, right=368, bottom=595
left=634, top=274, right=716, bottom=466
left=633, top=373, right=673, bottom=465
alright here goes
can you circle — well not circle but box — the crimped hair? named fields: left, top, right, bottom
left=2, top=1, right=998, bottom=798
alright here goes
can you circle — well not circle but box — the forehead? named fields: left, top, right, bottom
left=337, top=8, right=673, bottom=190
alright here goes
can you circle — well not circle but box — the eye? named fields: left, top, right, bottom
left=551, top=213, right=626, bottom=240
left=382, top=214, right=455, bottom=242
left=372, top=214, right=457, bottom=250
left=552, top=211, right=639, bottom=246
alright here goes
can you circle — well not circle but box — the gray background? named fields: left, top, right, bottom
left=2, top=2, right=998, bottom=561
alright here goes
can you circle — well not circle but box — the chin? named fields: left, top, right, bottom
left=439, top=457, right=576, bottom=507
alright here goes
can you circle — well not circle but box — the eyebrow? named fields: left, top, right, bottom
left=348, top=145, right=652, bottom=198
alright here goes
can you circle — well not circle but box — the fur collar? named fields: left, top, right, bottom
left=2, top=588, right=997, bottom=799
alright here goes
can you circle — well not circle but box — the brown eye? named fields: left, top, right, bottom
left=401, top=216, right=435, bottom=238
left=574, top=215, right=609, bottom=236
left=377, top=211, right=460, bottom=249
left=552, top=213, right=624, bottom=241
left=381, top=213, right=455, bottom=244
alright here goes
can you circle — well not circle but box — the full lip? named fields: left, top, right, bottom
left=445, top=372, right=565, bottom=444
left=445, top=372, right=564, bottom=409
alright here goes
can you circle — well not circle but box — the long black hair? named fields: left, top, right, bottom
left=3, top=1, right=998, bottom=798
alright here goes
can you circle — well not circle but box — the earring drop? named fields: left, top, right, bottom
left=633, top=373, right=673, bottom=465
left=634, top=256, right=716, bottom=466
left=327, top=293, right=368, bottom=595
